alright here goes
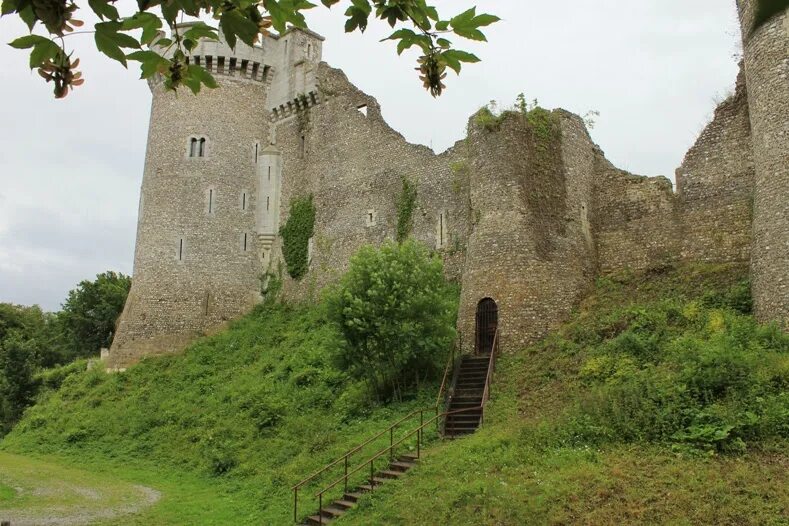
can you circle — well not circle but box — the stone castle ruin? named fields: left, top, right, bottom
left=108, top=0, right=788, bottom=368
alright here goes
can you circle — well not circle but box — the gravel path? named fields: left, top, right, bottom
left=0, top=483, right=161, bottom=526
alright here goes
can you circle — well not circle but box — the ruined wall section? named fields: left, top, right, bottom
left=457, top=111, right=597, bottom=353
left=676, top=64, right=754, bottom=264
left=737, top=0, right=789, bottom=329
left=592, top=161, right=679, bottom=274
left=268, top=64, right=470, bottom=301
left=109, top=45, right=270, bottom=368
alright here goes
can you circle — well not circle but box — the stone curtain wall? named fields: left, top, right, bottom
left=267, top=64, right=469, bottom=302
left=737, top=0, right=789, bottom=329
left=676, top=64, right=754, bottom=265
left=592, top=160, right=679, bottom=274
left=109, top=76, right=268, bottom=368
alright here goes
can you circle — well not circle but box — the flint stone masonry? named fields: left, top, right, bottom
left=110, top=11, right=788, bottom=367
left=737, top=0, right=789, bottom=329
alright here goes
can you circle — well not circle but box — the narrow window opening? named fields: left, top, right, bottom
left=217, top=56, right=225, bottom=74
left=266, top=196, right=270, bottom=211
left=242, top=192, right=247, bottom=211
left=208, top=189, right=214, bottom=214
left=229, top=57, right=237, bottom=75
left=204, top=291, right=210, bottom=315
left=251, top=62, right=259, bottom=80
left=189, top=138, right=198, bottom=157
left=357, top=104, right=368, bottom=117
left=254, top=143, right=259, bottom=163
left=240, top=59, right=249, bottom=77
left=205, top=56, right=213, bottom=71
left=284, top=40, right=288, bottom=56
left=299, top=135, right=305, bottom=158
left=368, top=212, right=373, bottom=222
left=194, top=56, right=201, bottom=66
left=307, top=43, right=311, bottom=57
left=243, top=233, right=248, bottom=252
left=268, top=166, right=271, bottom=181
left=198, top=138, right=206, bottom=157
left=179, top=238, right=184, bottom=261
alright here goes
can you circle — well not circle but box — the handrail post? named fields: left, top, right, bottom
left=389, top=427, right=394, bottom=460
left=294, top=487, right=298, bottom=524
left=344, top=455, right=348, bottom=493
left=318, top=493, right=323, bottom=525
left=370, top=459, right=374, bottom=490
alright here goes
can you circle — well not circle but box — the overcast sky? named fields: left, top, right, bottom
left=0, top=1, right=742, bottom=311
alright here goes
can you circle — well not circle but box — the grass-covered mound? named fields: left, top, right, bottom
left=341, top=263, right=789, bottom=525
left=1, top=302, right=439, bottom=524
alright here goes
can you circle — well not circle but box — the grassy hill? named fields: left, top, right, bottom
left=1, top=302, right=440, bottom=524
left=1, top=262, right=787, bottom=525
left=339, top=263, right=789, bottom=525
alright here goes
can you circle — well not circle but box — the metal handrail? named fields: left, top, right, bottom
left=481, top=328, right=498, bottom=406
left=436, top=343, right=455, bottom=408
left=291, top=408, right=422, bottom=491
left=312, top=406, right=485, bottom=524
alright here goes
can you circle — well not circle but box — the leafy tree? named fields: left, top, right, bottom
left=0, top=331, right=39, bottom=434
left=2, top=0, right=499, bottom=98
left=327, top=240, right=457, bottom=401
left=57, top=271, right=131, bottom=360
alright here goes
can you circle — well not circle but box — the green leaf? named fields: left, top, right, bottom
left=220, top=9, right=258, bottom=48
left=28, top=39, right=60, bottom=68
left=440, top=49, right=479, bottom=74
left=435, top=20, right=449, bottom=31
left=1, top=0, right=20, bottom=16
left=127, top=49, right=169, bottom=79
left=344, top=0, right=371, bottom=33
left=436, top=37, right=451, bottom=49
left=95, top=29, right=127, bottom=67
left=188, top=64, right=218, bottom=88
left=8, top=34, right=51, bottom=49
left=320, top=0, right=339, bottom=6
left=18, top=3, right=36, bottom=29
left=121, top=12, right=162, bottom=45
left=182, top=21, right=218, bottom=42
left=88, top=0, right=119, bottom=20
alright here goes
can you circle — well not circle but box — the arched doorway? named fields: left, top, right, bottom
left=475, top=298, right=498, bottom=355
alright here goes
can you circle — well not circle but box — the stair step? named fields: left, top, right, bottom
left=306, top=514, right=330, bottom=525
left=399, top=454, right=418, bottom=462
left=321, top=506, right=346, bottom=518
left=389, top=461, right=415, bottom=472
left=334, top=500, right=356, bottom=510
left=378, top=470, right=402, bottom=479
left=343, top=492, right=363, bottom=502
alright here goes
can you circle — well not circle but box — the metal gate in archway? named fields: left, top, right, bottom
left=475, top=298, right=498, bottom=355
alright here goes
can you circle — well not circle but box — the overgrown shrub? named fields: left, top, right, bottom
left=326, top=240, right=458, bottom=401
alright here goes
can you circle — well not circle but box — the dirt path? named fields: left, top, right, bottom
left=0, top=452, right=162, bottom=526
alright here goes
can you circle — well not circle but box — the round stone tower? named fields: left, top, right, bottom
left=109, top=26, right=272, bottom=367
left=737, top=1, right=789, bottom=329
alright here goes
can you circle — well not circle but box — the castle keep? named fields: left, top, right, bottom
left=109, top=1, right=788, bottom=368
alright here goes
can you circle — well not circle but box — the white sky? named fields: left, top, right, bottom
left=0, top=1, right=742, bottom=311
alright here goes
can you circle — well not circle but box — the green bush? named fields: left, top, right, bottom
left=563, top=278, right=788, bottom=454
left=326, top=240, right=458, bottom=401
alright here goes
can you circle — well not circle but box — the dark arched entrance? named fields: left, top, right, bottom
left=475, top=298, right=498, bottom=355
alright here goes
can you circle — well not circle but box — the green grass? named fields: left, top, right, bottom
left=340, top=263, right=789, bottom=525
left=0, top=451, right=155, bottom=522
left=2, top=262, right=787, bottom=525
left=1, top=302, right=441, bottom=524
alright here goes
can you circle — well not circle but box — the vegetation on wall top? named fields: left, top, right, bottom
left=280, top=194, right=316, bottom=280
